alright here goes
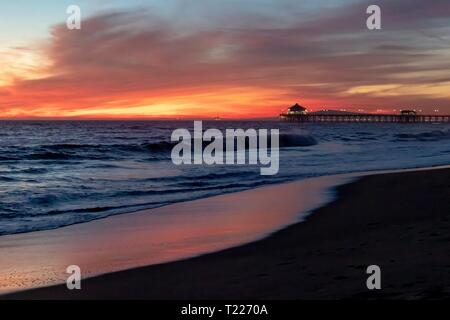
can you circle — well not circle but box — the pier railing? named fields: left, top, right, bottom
left=280, top=113, right=450, bottom=123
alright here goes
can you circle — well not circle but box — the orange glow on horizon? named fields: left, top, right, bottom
left=2, top=7, right=450, bottom=120
left=1, top=82, right=330, bottom=119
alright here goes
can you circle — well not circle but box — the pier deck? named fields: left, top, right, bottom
left=280, top=113, right=450, bottom=123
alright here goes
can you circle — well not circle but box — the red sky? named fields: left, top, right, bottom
left=1, top=0, right=450, bottom=119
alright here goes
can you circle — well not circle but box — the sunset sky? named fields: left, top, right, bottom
left=1, top=0, right=450, bottom=119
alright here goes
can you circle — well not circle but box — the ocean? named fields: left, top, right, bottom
left=0, top=120, right=449, bottom=236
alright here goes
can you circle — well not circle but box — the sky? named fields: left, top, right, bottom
left=0, top=0, right=449, bottom=119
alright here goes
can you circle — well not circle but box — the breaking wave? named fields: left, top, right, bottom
left=279, top=133, right=317, bottom=147
left=393, top=129, right=450, bottom=141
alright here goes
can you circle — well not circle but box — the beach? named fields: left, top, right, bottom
left=0, top=173, right=352, bottom=294
left=3, top=167, right=450, bottom=300
left=3, top=0, right=450, bottom=304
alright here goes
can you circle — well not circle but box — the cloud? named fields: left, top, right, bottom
left=1, top=0, right=450, bottom=118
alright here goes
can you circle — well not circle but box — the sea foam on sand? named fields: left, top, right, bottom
left=0, top=174, right=354, bottom=294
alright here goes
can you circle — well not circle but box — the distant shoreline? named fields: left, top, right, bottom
left=4, top=166, right=450, bottom=299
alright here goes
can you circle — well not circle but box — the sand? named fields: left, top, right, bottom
left=3, top=167, right=450, bottom=299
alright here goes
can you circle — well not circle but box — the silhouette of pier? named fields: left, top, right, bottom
left=280, top=113, right=450, bottom=123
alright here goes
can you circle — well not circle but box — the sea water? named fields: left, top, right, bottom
left=0, top=120, right=449, bottom=236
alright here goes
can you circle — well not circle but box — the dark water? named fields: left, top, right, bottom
left=0, top=120, right=449, bottom=236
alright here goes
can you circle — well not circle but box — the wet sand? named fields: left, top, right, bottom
left=4, top=167, right=450, bottom=300
left=0, top=174, right=351, bottom=294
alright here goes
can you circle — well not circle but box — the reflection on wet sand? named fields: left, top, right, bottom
left=0, top=174, right=352, bottom=294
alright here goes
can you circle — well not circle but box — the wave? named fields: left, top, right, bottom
left=142, top=141, right=176, bottom=152
left=146, top=131, right=318, bottom=152
left=0, top=156, right=17, bottom=161
left=393, top=129, right=450, bottom=141
left=19, top=168, right=49, bottom=174
left=42, top=142, right=172, bottom=155
left=0, top=176, right=16, bottom=182
left=145, top=133, right=318, bottom=151
left=3, top=133, right=317, bottom=163
left=28, top=152, right=73, bottom=160
left=279, top=133, right=317, bottom=147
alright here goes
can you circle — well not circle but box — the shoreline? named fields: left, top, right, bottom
left=0, top=172, right=354, bottom=295
left=3, top=165, right=450, bottom=299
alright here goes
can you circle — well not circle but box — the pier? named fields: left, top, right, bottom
left=280, top=104, right=450, bottom=123
left=280, top=113, right=450, bottom=123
